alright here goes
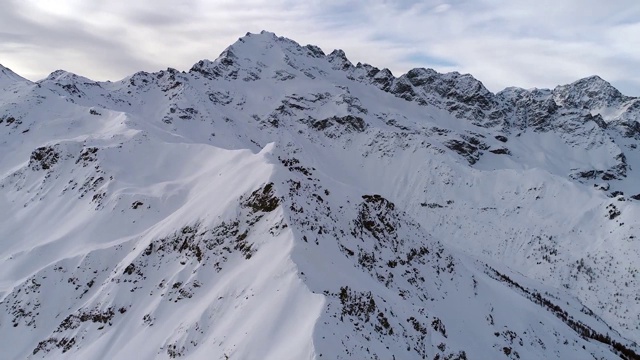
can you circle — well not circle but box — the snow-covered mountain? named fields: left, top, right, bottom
left=1, top=30, right=639, bottom=359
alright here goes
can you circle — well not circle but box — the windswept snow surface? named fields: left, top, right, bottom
left=1, top=31, right=639, bottom=359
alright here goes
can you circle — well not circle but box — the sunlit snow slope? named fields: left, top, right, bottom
left=0, top=31, right=639, bottom=359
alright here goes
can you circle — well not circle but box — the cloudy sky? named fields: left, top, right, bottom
left=1, top=0, right=639, bottom=95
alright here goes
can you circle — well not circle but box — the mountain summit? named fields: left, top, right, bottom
left=0, top=31, right=639, bottom=359
left=0, top=64, right=31, bottom=88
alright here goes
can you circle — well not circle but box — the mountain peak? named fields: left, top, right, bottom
left=232, top=30, right=301, bottom=52
left=258, top=29, right=278, bottom=37
left=581, top=74, right=605, bottom=82
left=42, top=69, right=94, bottom=84
left=553, top=74, right=629, bottom=109
left=45, top=69, right=75, bottom=81
left=233, top=30, right=279, bottom=45
left=327, top=49, right=353, bottom=70
left=570, top=75, right=617, bottom=90
left=190, top=30, right=333, bottom=81
left=0, top=64, right=30, bottom=86
left=223, top=30, right=334, bottom=64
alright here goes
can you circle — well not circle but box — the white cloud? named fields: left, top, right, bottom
left=432, top=4, right=451, bottom=13
left=0, top=0, right=639, bottom=95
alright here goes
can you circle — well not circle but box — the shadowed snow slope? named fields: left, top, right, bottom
left=0, top=31, right=639, bottom=359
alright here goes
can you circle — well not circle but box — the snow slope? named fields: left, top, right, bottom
left=0, top=31, right=639, bottom=359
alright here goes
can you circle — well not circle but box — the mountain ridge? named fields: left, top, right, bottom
left=1, top=30, right=639, bottom=359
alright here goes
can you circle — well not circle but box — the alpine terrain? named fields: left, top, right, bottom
left=1, top=31, right=639, bottom=359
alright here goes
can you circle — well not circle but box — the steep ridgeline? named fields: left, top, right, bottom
left=0, top=31, right=639, bottom=359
